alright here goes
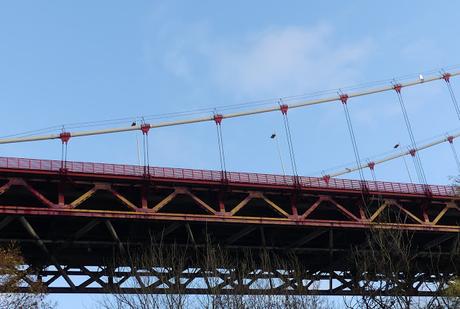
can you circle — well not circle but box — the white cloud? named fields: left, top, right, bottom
left=400, top=39, right=444, bottom=64
left=147, top=22, right=373, bottom=99
left=211, top=25, right=372, bottom=97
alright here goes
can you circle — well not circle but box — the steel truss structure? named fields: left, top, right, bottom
left=11, top=263, right=457, bottom=296
left=0, top=157, right=459, bottom=295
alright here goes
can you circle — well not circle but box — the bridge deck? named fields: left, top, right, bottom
left=0, top=156, right=455, bottom=197
left=0, top=157, right=458, bottom=295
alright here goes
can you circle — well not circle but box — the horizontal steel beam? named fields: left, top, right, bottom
left=14, top=266, right=456, bottom=296
left=0, top=206, right=458, bottom=232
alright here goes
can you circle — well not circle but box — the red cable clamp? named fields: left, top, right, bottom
left=409, top=149, right=416, bottom=157
left=280, top=104, right=289, bottom=115
left=442, top=72, right=451, bottom=83
left=214, top=114, right=223, bottom=125
left=322, top=175, right=331, bottom=184
left=59, top=132, right=71, bottom=144
left=393, top=84, right=402, bottom=93
left=368, top=161, right=375, bottom=170
left=140, top=123, right=150, bottom=135
left=339, top=94, right=348, bottom=104
left=447, top=136, right=454, bottom=144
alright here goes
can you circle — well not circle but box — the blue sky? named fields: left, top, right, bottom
left=1, top=1, right=460, bottom=307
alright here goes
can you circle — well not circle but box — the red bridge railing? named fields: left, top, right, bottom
left=0, top=157, right=456, bottom=197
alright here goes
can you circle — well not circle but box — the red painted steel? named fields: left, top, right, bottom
left=339, top=94, right=349, bottom=104
left=0, top=156, right=456, bottom=197
left=140, top=123, right=150, bottom=134
left=0, top=206, right=458, bottom=232
left=443, top=72, right=452, bottom=82
left=279, top=104, right=289, bottom=115
left=59, top=132, right=71, bottom=143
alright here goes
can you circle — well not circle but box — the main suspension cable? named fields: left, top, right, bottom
left=1, top=70, right=459, bottom=145
left=327, top=130, right=460, bottom=178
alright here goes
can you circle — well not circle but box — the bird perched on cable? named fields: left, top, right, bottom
left=270, top=133, right=276, bottom=139
left=393, top=143, right=400, bottom=149
left=131, top=122, right=136, bottom=127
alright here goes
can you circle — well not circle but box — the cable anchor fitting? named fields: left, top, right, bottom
left=393, top=83, right=403, bottom=93
left=339, top=94, right=349, bottom=105
left=279, top=104, right=289, bottom=115
left=443, top=72, right=452, bottom=83
left=59, top=132, right=71, bottom=144
left=322, top=175, right=331, bottom=184
left=409, top=149, right=417, bottom=157
left=367, top=161, right=375, bottom=170
left=140, top=123, right=151, bottom=135
left=59, top=131, right=71, bottom=174
left=448, top=135, right=454, bottom=144
left=213, top=114, right=223, bottom=125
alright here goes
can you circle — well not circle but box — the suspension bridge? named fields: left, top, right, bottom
left=0, top=69, right=459, bottom=295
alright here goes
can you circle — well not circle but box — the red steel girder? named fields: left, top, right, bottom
left=0, top=171, right=458, bottom=232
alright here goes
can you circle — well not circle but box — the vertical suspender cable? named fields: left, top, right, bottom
left=447, top=136, right=460, bottom=173
left=136, top=136, right=141, bottom=166
left=141, top=123, right=151, bottom=176
left=393, top=84, right=428, bottom=185
left=146, top=134, right=150, bottom=170
left=273, top=132, right=286, bottom=176
left=61, top=142, right=66, bottom=169
left=214, top=114, right=227, bottom=182
left=442, top=73, right=460, bottom=120
left=142, top=134, right=147, bottom=173
left=402, top=155, right=414, bottom=184
left=339, top=94, right=366, bottom=187
left=59, top=131, right=71, bottom=171
left=279, top=103, right=299, bottom=185
left=363, top=160, right=382, bottom=209
left=367, top=161, right=376, bottom=182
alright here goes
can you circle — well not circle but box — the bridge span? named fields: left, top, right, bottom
left=0, top=156, right=458, bottom=295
